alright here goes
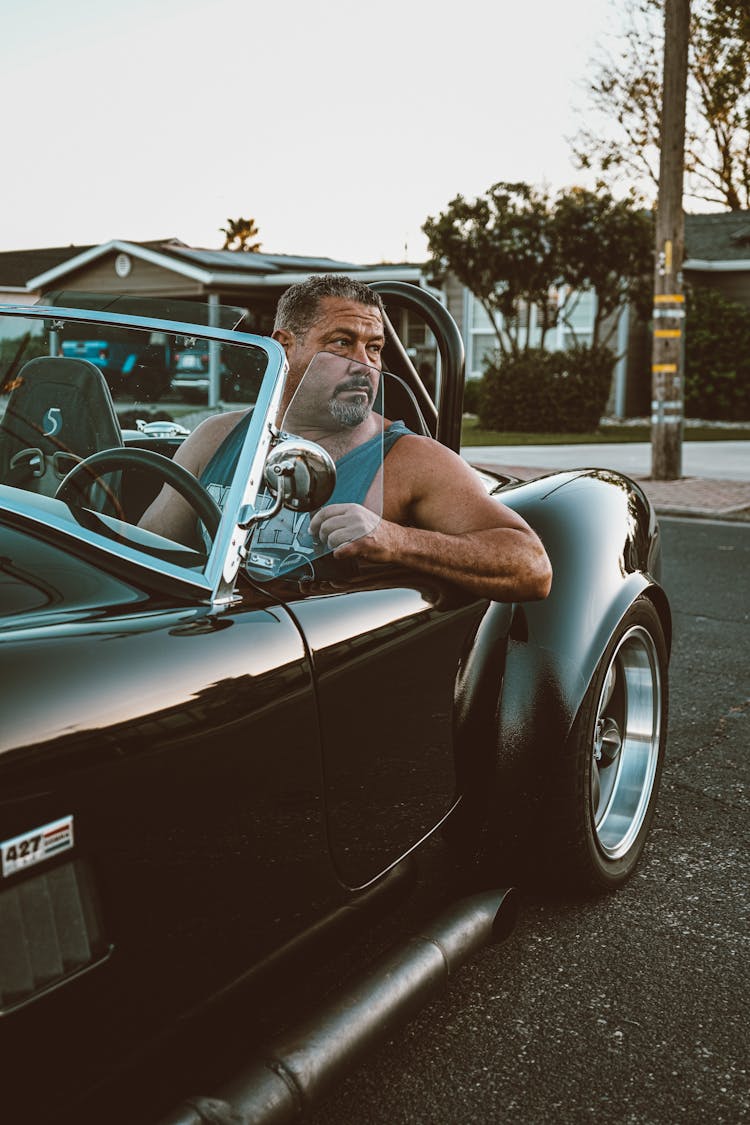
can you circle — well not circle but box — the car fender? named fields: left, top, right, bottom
left=455, top=469, right=671, bottom=794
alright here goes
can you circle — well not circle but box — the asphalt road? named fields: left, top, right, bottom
left=311, top=516, right=750, bottom=1125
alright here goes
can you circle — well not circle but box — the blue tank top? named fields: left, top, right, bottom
left=200, top=412, right=413, bottom=509
left=200, top=414, right=413, bottom=576
left=200, top=410, right=254, bottom=511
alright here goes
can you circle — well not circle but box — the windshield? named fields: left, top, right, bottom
left=0, top=298, right=397, bottom=599
left=0, top=298, right=275, bottom=592
left=41, top=291, right=249, bottom=332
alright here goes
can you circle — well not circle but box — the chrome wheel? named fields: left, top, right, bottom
left=591, top=625, right=662, bottom=860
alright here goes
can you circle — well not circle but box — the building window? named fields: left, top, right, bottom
left=466, top=297, right=500, bottom=379
left=396, top=307, right=438, bottom=401
left=558, top=288, right=596, bottom=347
left=465, top=288, right=598, bottom=379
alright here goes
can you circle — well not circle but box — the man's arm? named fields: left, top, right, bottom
left=308, top=438, right=552, bottom=602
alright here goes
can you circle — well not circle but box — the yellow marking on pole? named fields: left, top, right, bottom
left=652, top=364, right=678, bottom=373
left=664, top=240, right=673, bottom=274
left=654, top=294, right=685, bottom=304
left=654, top=329, right=682, bottom=338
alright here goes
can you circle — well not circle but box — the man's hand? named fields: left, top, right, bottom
left=308, top=503, right=398, bottom=559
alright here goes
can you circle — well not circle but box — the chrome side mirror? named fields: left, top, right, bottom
left=265, top=438, right=336, bottom=511
left=239, top=438, right=336, bottom=530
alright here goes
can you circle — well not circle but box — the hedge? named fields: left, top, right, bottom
left=477, top=344, right=615, bottom=433
left=685, top=286, right=750, bottom=421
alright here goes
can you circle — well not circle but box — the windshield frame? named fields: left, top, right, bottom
left=0, top=301, right=288, bottom=604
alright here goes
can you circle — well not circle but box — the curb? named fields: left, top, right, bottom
left=654, top=505, right=750, bottom=522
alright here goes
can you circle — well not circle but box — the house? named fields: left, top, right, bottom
left=0, top=238, right=439, bottom=391
left=0, top=238, right=428, bottom=338
left=683, top=210, right=750, bottom=307
left=0, top=243, right=97, bottom=306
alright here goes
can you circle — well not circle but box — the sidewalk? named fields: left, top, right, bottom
left=463, top=441, right=750, bottom=522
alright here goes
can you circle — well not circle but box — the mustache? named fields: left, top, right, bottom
left=333, top=375, right=375, bottom=398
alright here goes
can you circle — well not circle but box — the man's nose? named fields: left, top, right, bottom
left=348, top=341, right=372, bottom=368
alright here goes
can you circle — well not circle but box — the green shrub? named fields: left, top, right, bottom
left=477, top=345, right=614, bottom=433
left=685, top=286, right=750, bottom=420
left=461, top=377, right=482, bottom=414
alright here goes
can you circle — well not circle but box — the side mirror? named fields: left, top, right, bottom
left=264, top=438, right=336, bottom=511
left=239, top=438, right=336, bottom=530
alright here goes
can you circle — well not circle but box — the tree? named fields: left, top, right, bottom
left=220, top=216, right=262, bottom=252
left=554, top=187, right=653, bottom=348
left=423, top=182, right=652, bottom=355
left=572, top=0, right=750, bottom=210
left=422, top=182, right=558, bottom=358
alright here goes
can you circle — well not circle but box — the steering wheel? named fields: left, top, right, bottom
left=55, top=446, right=223, bottom=543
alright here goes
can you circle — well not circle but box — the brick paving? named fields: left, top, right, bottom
left=469, top=461, right=750, bottom=521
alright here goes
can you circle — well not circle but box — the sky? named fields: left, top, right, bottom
left=0, top=0, right=618, bottom=263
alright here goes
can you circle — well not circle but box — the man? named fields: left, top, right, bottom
left=140, top=275, right=552, bottom=602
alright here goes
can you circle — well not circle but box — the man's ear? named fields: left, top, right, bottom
left=272, top=328, right=294, bottom=354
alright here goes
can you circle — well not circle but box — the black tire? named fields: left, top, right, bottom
left=544, top=596, right=668, bottom=892
left=448, top=595, right=668, bottom=896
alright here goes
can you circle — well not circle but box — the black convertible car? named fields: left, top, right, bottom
left=0, top=285, right=669, bottom=1124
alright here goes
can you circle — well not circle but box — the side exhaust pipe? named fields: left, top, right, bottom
left=160, top=888, right=518, bottom=1125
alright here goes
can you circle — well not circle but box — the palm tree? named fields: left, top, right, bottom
left=220, top=217, right=262, bottom=252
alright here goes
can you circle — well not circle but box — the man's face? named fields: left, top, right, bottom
left=275, top=297, right=385, bottom=431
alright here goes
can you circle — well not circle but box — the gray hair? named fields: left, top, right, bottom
left=273, top=274, right=385, bottom=339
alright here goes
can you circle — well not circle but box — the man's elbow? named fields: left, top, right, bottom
left=531, top=553, right=553, bottom=600
left=518, top=541, right=553, bottom=601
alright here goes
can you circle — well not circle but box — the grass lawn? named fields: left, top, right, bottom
left=461, top=418, right=750, bottom=446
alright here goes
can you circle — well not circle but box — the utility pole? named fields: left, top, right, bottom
left=651, top=0, right=690, bottom=480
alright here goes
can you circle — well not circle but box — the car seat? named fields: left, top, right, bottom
left=0, top=356, right=124, bottom=514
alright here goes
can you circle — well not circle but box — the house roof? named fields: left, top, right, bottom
left=685, top=210, right=750, bottom=267
left=0, top=243, right=96, bottom=288
left=0, top=239, right=184, bottom=289
left=157, top=245, right=360, bottom=274
left=5, top=238, right=421, bottom=293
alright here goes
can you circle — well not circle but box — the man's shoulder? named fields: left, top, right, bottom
left=384, top=431, right=468, bottom=492
left=190, top=408, right=250, bottom=454
left=177, top=408, right=249, bottom=474
left=388, top=430, right=458, bottom=464
left=196, top=408, right=249, bottom=438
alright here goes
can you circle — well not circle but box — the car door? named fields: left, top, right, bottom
left=283, top=577, right=491, bottom=888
